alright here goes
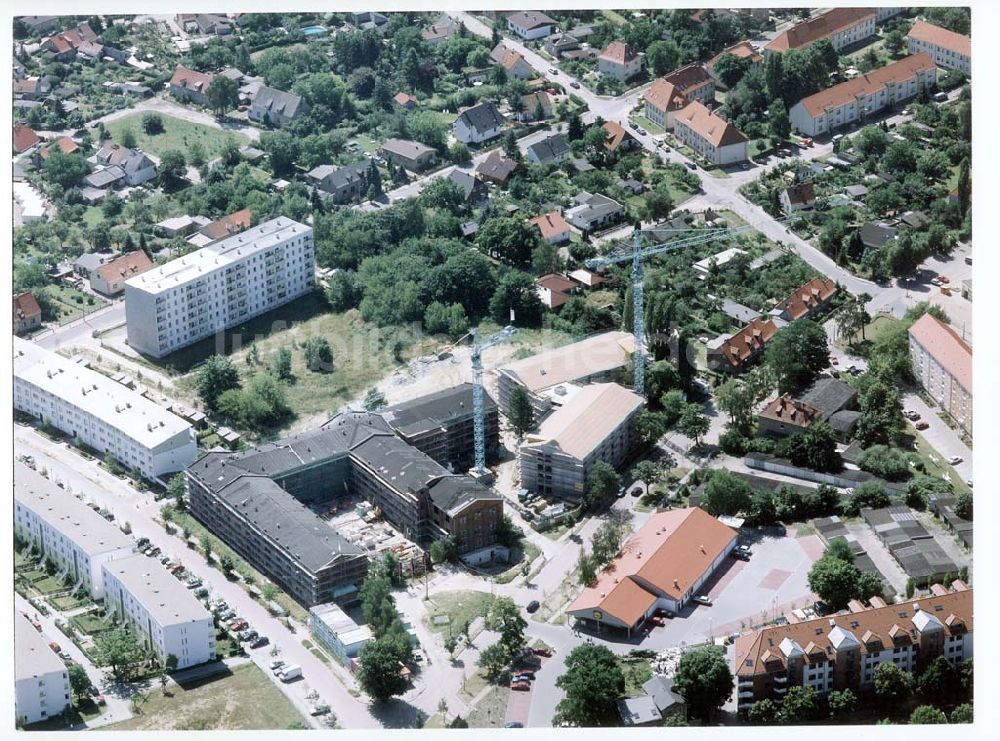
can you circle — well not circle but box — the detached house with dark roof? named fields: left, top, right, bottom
left=780, top=181, right=817, bottom=213
left=453, top=100, right=504, bottom=144
left=249, top=86, right=310, bottom=128
left=525, top=132, right=570, bottom=165
left=306, top=162, right=372, bottom=204
left=490, top=43, right=535, bottom=81
left=506, top=11, right=556, bottom=40
left=92, top=144, right=157, bottom=187
left=169, top=65, right=215, bottom=107
left=476, top=150, right=519, bottom=185
left=379, top=138, right=437, bottom=172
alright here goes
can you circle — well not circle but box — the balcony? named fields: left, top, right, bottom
left=738, top=691, right=754, bottom=700
left=773, top=674, right=788, bottom=684
left=773, top=686, right=787, bottom=694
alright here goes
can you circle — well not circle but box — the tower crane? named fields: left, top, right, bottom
left=470, top=325, right=517, bottom=477
left=586, top=218, right=800, bottom=396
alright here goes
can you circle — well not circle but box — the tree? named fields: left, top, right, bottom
left=68, top=663, right=90, bottom=701
left=326, top=270, right=362, bottom=312
left=632, top=460, right=660, bottom=489
left=567, top=110, right=584, bottom=141
left=268, top=347, right=293, bottom=380
left=357, top=637, right=410, bottom=701
left=157, top=149, right=188, bottom=190
left=641, top=184, right=674, bottom=221
left=874, top=659, right=912, bottom=706
left=531, top=242, right=562, bottom=276
left=206, top=75, right=239, bottom=115
left=43, top=151, right=90, bottom=189
left=854, top=379, right=905, bottom=447
left=680, top=404, right=710, bottom=447
left=555, top=644, right=625, bottom=727
left=477, top=217, right=538, bottom=267
left=954, top=491, right=972, bottom=520
left=199, top=534, right=214, bottom=561
left=747, top=698, right=777, bottom=724
left=507, top=385, right=535, bottom=437
left=363, top=388, right=387, bottom=411
left=429, top=536, right=457, bottom=564
left=219, top=553, right=235, bottom=575
left=701, top=470, right=752, bottom=516
left=577, top=549, right=597, bottom=587
left=489, top=271, right=544, bottom=327
left=766, top=319, right=829, bottom=393
left=120, top=128, right=137, bottom=149
left=634, top=411, right=669, bottom=446
left=585, top=461, right=622, bottom=510
left=715, top=379, right=754, bottom=434
left=484, top=597, right=527, bottom=655
left=769, top=98, right=790, bottom=141
left=302, top=336, right=334, bottom=372
left=477, top=642, right=512, bottom=679
left=956, top=156, right=970, bottom=215
left=951, top=704, right=973, bottom=724
left=93, top=628, right=145, bottom=682
left=779, top=685, right=819, bottom=723
left=260, top=130, right=300, bottom=177
left=808, top=555, right=864, bottom=611
left=910, top=706, right=948, bottom=725
left=917, top=656, right=960, bottom=701
left=646, top=39, right=681, bottom=76
left=778, top=422, right=842, bottom=473
left=674, top=646, right=734, bottom=721
left=837, top=292, right=872, bottom=344
left=827, top=688, right=857, bottom=717
left=195, top=355, right=240, bottom=412
left=142, top=112, right=164, bottom=134
left=713, top=53, right=750, bottom=88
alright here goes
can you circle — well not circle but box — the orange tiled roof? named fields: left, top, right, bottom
left=13, top=292, right=42, bottom=323
left=708, top=41, right=763, bottom=70
left=599, top=40, right=637, bottom=65
left=776, top=276, right=837, bottom=321
left=721, top=317, right=779, bottom=369
left=529, top=211, right=570, bottom=241
left=906, top=19, right=971, bottom=58
left=643, top=78, right=689, bottom=114
left=13, top=123, right=40, bottom=153
left=95, top=251, right=153, bottom=284
left=170, top=65, right=215, bottom=93
left=795, top=53, right=936, bottom=118
left=535, top=273, right=577, bottom=294
left=909, top=312, right=972, bottom=393
left=393, top=92, right=417, bottom=106
left=200, top=208, right=253, bottom=241
left=765, top=7, right=876, bottom=53
left=759, top=395, right=822, bottom=429
left=602, top=121, right=635, bottom=151
left=675, top=100, right=748, bottom=148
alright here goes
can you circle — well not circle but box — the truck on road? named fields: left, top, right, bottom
left=278, top=665, right=302, bottom=682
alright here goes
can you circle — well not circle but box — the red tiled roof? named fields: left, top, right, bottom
left=46, top=33, right=75, bottom=54
left=777, top=276, right=837, bottom=320
left=784, top=182, right=816, bottom=207
left=795, top=54, right=936, bottom=118
left=602, top=121, right=636, bottom=151
left=500, top=48, right=528, bottom=71
left=535, top=273, right=577, bottom=293
left=906, top=19, right=971, bottom=59
left=13, top=123, right=40, bottom=153
left=39, top=136, right=80, bottom=160
left=721, top=317, right=779, bottom=369
left=13, top=292, right=42, bottom=323
left=529, top=211, right=570, bottom=241
left=643, top=78, right=689, bottom=114
left=909, top=313, right=972, bottom=393
left=599, top=40, right=637, bottom=65
left=95, top=251, right=153, bottom=284
left=708, top=41, right=763, bottom=70
left=661, top=63, right=713, bottom=93
left=765, top=7, right=876, bottom=53
left=759, top=395, right=822, bottom=429
left=393, top=92, right=417, bottom=106
left=170, top=65, right=215, bottom=93
left=675, top=100, right=748, bottom=148
left=200, top=208, right=253, bottom=241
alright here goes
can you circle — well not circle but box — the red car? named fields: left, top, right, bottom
left=532, top=647, right=552, bottom=658
left=830, top=357, right=839, bottom=365
left=937, top=275, right=950, bottom=284
left=229, top=619, right=248, bottom=631
left=511, top=681, right=530, bottom=691
left=915, top=420, right=930, bottom=430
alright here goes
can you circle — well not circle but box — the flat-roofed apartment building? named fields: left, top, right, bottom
left=496, top=330, right=635, bottom=418
left=520, top=383, right=644, bottom=500
left=187, top=410, right=503, bottom=606
left=765, top=7, right=877, bottom=55
left=908, top=313, right=972, bottom=437
left=378, top=383, right=500, bottom=472
left=102, top=554, right=216, bottom=669
left=567, top=508, right=738, bottom=633
left=733, top=584, right=973, bottom=712
left=906, top=19, right=970, bottom=75
left=789, top=53, right=937, bottom=136
left=125, top=217, right=315, bottom=358
left=15, top=463, right=134, bottom=599
left=13, top=337, right=196, bottom=479
left=14, top=612, right=70, bottom=727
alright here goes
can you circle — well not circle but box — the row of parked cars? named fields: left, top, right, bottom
left=209, top=598, right=269, bottom=649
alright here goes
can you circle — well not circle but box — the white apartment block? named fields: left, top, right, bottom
left=15, top=463, right=135, bottom=599
left=15, top=612, right=70, bottom=726
left=789, top=54, right=937, bottom=136
left=102, top=554, right=216, bottom=670
left=13, top=337, right=196, bottom=479
left=906, top=20, right=971, bottom=75
left=125, top=217, right=315, bottom=358
left=908, top=313, right=972, bottom=437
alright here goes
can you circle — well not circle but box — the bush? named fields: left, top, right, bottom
left=857, top=445, right=912, bottom=482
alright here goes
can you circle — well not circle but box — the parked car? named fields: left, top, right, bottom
left=136, top=537, right=150, bottom=549
left=933, top=91, right=948, bottom=102
left=692, top=595, right=712, bottom=606
left=916, top=420, right=930, bottom=430
left=309, top=704, right=331, bottom=716
left=193, top=587, right=209, bottom=598
left=229, top=619, right=249, bottom=632
left=631, top=487, right=642, bottom=497
left=548, top=68, right=558, bottom=75
left=964, top=255, right=972, bottom=265
left=525, top=599, right=540, bottom=614
left=59, top=651, right=72, bottom=661
left=270, top=659, right=285, bottom=672
left=238, top=629, right=258, bottom=642
left=905, top=410, right=921, bottom=421
left=505, top=721, right=524, bottom=728
left=937, top=275, right=950, bottom=284
left=512, top=673, right=533, bottom=683
left=511, top=681, right=530, bottom=691
left=95, top=694, right=106, bottom=706
left=731, top=549, right=750, bottom=561
left=800, top=137, right=813, bottom=146
left=532, top=647, right=552, bottom=657
left=947, top=455, right=963, bottom=465
left=615, top=486, right=626, bottom=499
left=48, top=641, right=61, bottom=654
left=930, top=277, right=942, bottom=287
left=186, top=578, right=202, bottom=589
left=148, top=547, right=160, bottom=557
left=569, top=81, right=580, bottom=89
left=218, top=609, right=236, bottom=621
left=251, top=635, right=270, bottom=649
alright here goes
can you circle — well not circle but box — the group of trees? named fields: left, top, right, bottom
left=476, top=597, right=528, bottom=679
left=576, top=515, right=630, bottom=587
left=195, top=354, right=291, bottom=430
left=355, top=555, right=415, bottom=701
left=699, top=468, right=843, bottom=527
left=554, top=644, right=626, bottom=726
left=807, top=538, right=883, bottom=611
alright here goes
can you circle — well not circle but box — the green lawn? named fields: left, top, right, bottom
left=424, top=590, right=494, bottom=635
left=618, top=658, right=653, bottom=695
left=106, top=113, right=249, bottom=159
left=631, top=114, right=665, bottom=135
left=103, top=663, right=307, bottom=731
left=911, top=432, right=970, bottom=498
left=837, top=312, right=899, bottom=350
left=71, top=612, right=112, bottom=636
left=601, top=9, right=629, bottom=25
left=46, top=284, right=108, bottom=325
left=82, top=206, right=104, bottom=228
left=24, top=701, right=104, bottom=731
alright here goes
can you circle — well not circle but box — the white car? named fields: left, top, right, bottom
left=948, top=456, right=963, bottom=465
left=692, top=595, right=712, bottom=606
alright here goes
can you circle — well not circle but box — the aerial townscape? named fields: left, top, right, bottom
left=12, top=6, right=975, bottom=732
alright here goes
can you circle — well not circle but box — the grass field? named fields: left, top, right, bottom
left=71, top=612, right=112, bottom=636
left=466, top=684, right=510, bottom=728
left=106, top=113, right=249, bottom=159
left=104, top=664, right=307, bottom=731
left=47, top=284, right=108, bottom=324
left=911, top=432, right=970, bottom=498
left=837, top=312, right=899, bottom=350
left=424, top=590, right=494, bottom=635
left=618, top=657, right=653, bottom=696
left=82, top=206, right=105, bottom=228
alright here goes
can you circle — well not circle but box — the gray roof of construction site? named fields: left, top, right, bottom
left=378, top=383, right=496, bottom=438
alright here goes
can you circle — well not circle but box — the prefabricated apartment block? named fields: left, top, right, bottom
left=124, top=217, right=315, bottom=358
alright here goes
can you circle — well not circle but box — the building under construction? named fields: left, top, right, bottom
left=187, top=406, right=503, bottom=607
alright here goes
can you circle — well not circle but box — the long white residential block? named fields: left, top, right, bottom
left=102, top=554, right=216, bottom=670
left=124, top=217, right=315, bottom=358
left=15, top=462, right=135, bottom=599
left=13, top=337, right=196, bottom=479
left=15, top=613, right=70, bottom=726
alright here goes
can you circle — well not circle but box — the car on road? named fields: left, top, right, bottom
left=526, top=600, right=540, bottom=614
left=692, top=595, right=712, bottom=606
left=965, top=255, right=972, bottom=265
left=148, top=547, right=160, bottom=556
left=505, top=722, right=524, bottom=728
left=615, top=486, right=626, bottom=499
left=136, top=537, right=150, bottom=549
left=309, top=704, right=331, bottom=716
left=59, top=651, right=73, bottom=661
left=532, top=647, right=552, bottom=657
left=569, top=81, right=580, bottom=89
left=905, top=410, right=921, bottom=421
left=685, top=161, right=696, bottom=170
left=637, top=127, right=647, bottom=135
left=270, top=659, right=285, bottom=672
left=238, top=629, right=258, bottom=642
left=930, top=277, right=942, bottom=287
left=548, top=68, right=558, bottom=75
left=512, top=674, right=533, bottom=683
left=251, top=635, right=270, bottom=649
left=194, top=587, right=209, bottom=598
left=933, top=92, right=948, bottom=102
left=511, top=681, right=530, bottom=691
left=218, top=609, right=236, bottom=621
left=229, top=619, right=249, bottom=632
left=915, top=420, right=930, bottom=430
left=800, top=137, right=813, bottom=146
left=948, top=456, right=963, bottom=465
left=830, top=356, right=839, bottom=365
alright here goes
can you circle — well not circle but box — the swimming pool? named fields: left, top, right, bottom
left=301, top=25, right=327, bottom=37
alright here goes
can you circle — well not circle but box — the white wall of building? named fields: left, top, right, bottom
left=15, top=614, right=70, bottom=726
